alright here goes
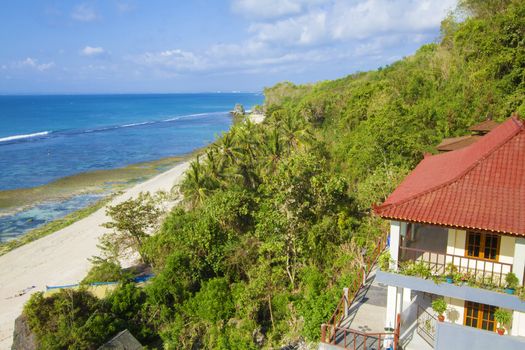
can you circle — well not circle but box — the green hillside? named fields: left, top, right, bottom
left=23, top=1, right=525, bottom=349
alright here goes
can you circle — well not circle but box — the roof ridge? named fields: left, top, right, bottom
left=376, top=117, right=524, bottom=213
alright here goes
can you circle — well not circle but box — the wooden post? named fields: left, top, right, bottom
left=393, top=313, right=401, bottom=350
left=321, top=324, right=326, bottom=343
left=343, top=287, right=349, bottom=318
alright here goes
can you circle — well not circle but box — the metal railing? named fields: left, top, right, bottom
left=321, top=325, right=393, bottom=349
left=399, top=246, right=513, bottom=287
left=321, top=314, right=400, bottom=350
left=416, top=305, right=436, bottom=348
left=324, top=234, right=387, bottom=337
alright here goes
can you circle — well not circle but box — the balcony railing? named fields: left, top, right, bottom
left=398, top=246, right=513, bottom=287
left=321, top=325, right=395, bottom=350
left=416, top=304, right=436, bottom=348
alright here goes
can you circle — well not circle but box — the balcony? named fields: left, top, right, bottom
left=435, top=320, right=525, bottom=349
left=375, top=270, right=525, bottom=313
left=399, top=246, right=513, bottom=288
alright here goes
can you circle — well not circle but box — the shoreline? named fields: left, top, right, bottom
left=0, top=160, right=191, bottom=348
left=0, top=152, right=196, bottom=215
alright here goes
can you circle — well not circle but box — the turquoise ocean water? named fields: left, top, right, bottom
left=0, top=93, right=263, bottom=241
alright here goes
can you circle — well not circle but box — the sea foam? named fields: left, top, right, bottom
left=0, top=131, right=50, bottom=143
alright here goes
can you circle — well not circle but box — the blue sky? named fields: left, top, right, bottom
left=0, top=0, right=457, bottom=94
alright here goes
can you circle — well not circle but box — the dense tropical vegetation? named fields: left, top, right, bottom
left=23, top=1, right=525, bottom=348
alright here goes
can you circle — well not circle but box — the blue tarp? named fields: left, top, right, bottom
left=46, top=274, right=155, bottom=291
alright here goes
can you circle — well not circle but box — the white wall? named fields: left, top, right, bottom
left=511, top=311, right=525, bottom=336
left=445, top=297, right=465, bottom=325
left=500, top=235, right=515, bottom=265
left=446, top=229, right=466, bottom=256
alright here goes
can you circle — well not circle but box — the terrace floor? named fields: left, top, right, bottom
left=325, top=269, right=434, bottom=350
left=339, top=269, right=388, bottom=333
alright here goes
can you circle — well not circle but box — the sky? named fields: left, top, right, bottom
left=0, top=0, right=457, bottom=94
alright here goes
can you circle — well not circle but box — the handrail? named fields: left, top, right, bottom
left=322, top=233, right=388, bottom=346
left=399, top=246, right=513, bottom=287
left=321, top=324, right=395, bottom=349
left=416, top=304, right=436, bottom=348
left=321, top=313, right=400, bottom=350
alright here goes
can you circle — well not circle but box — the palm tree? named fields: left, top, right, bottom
left=217, top=131, right=239, bottom=168
left=260, top=127, right=284, bottom=176
left=180, top=156, right=209, bottom=208
left=204, top=146, right=226, bottom=187
left=279, top=110, right=314, bottom=150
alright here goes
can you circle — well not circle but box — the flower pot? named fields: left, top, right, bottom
left=446, top=277, right=453, bottom=283
left=497, top=328, right=505, bottom=335
left=504, top=288, right=515, bottom=295
left=438, top=315, right=445, bottom=322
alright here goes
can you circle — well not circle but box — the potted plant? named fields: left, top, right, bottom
left=445, top=263, right=457, bottom=284
left=494, top=308, right=512, bottom=335
left=432, top=298, right=447, bottom=322
left=504, top=272, right=519, bottom=295
left=378, top=251, right=391, bottom=271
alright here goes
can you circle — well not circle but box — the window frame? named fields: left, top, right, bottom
left=465, top=231, right=500, bottom=262
left=463, top=301, right=496, bottom=332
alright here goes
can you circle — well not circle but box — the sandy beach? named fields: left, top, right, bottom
left=0, top=161, right=190, bottom=349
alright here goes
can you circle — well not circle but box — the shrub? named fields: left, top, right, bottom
left=82, top=260, right=129, bottom=284
left=494, top=308, right=512, bottom=330
left=505, top=272, right=519, bottom=290
left=378, top=251, right=391, bottom=271
left=431, top=298, right=447, bottom=316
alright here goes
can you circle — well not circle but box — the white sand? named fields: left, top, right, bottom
left=0, top=161, right=190, bottom=349
left=248, top=113, right=265, bottom=124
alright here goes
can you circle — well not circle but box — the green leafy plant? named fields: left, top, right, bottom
left=505, top=272, right=519, bottom=290
left=479, top=275, right=498, bottom=290
left=378, top=251, right=391, bottom=271
left=494, top=308, right=512, bottom=334
left=400, top=261, right=431, bottom=279
left=445, top=263, right=458, bottom=279
left=432, top=298, right=447, bottom=319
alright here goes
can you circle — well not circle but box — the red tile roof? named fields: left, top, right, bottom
left=374, top=116, right=525, bottom=236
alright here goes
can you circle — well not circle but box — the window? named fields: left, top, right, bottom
left=466, top=232, right=500, bottom=261
left=464, top=301, right=496, bottom=331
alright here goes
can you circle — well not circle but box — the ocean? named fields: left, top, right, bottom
left=0, top=93, right=263, bottom=241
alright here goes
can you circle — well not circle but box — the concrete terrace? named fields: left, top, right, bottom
left=321, top=269, right=434, bottom=350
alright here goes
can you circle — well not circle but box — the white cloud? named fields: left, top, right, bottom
left=247, top=0, right=456, bottom=46
left=231, top=0, right=327, bottom=19
left=15, top=58, right=55, bottom=71
left=81, top=46, right=105, bottom=56
left=250, top=10, right=327, bottom=46
left=130, top=0, right=457, bottom=79
left=329, top=0, right=456, bottom=40
left=132, top=49, right=207, bottom=71
left=72, top=4, right=98, bottom=22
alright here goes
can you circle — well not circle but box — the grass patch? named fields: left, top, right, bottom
left=0, top=195, right=113, bottom=256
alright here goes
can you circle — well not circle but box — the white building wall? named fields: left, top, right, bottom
left=513, top=238, right=525, bottom=285
left=446, top=228, right=466, bottom=256
left=445, top=297, right=465, bottom=325
left=511, top=311, right=525, bottom=337
left=500, top=235, right=515, bottom=265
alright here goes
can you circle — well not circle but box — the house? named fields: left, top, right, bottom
left=435, top=119, right=498, bottom=152
left=373, top=116, right=525, bottom=349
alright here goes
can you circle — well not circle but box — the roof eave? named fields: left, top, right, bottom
left=374, top=213, right=525, bottom=238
